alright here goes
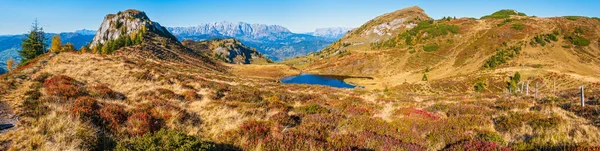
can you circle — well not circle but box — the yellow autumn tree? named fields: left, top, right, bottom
left=6, top=58, right=14, bottom=72
left=80, top=46, right=89, bottom=53
left=50, top=35, right=63, bottom=52
left=62, top=43, right=76, bottom=52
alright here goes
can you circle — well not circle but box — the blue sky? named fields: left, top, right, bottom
left=0, top=0, right=598, bottom=35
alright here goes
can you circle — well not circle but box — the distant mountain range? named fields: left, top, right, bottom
left=305, top=27, right=354, bottom=40
left=0, top=22, right=352, bottom=73
left=168, top=22, right=353, bottom=61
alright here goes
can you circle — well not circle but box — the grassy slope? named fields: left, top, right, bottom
left=287, top=10, right=600, bottom=91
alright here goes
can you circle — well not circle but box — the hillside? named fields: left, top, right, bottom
left=182, top=38, right=271, bottom=64
left=2, top=7, right=600, bottom=151
left=287, top=7, right=600, bottom=92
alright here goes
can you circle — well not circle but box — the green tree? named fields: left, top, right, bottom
left=422, top=74, right=428, bottom=81
left=19, top=19, right=47, bottom=65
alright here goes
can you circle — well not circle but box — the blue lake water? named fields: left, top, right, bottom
left=280, top=74, right=358, bottom=88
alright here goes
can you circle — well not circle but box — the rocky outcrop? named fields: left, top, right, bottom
left=182, top=38, right=271, bottom=64
left=89, top=9, right=175, bottom=48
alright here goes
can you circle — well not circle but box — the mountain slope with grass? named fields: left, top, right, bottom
left=287, top=7, right=600, bottom=92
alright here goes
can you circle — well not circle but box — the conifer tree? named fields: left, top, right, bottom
left=19, top=19, right=47, bottom=64
left=80, top=46, right=89, bottom=53
left=6, top=58, right=14, bottom=72
left=50, top=35, right=63, bottom=52
left=62, top=43, right=76, bottom=52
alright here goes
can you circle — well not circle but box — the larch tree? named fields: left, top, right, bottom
left=6, top=58, right=15, bottom=72
left=50, top=35, right=63, bottom=52
left=62, top=43, right=76, bottom=52
left=19, top=19, right=47, bottom=65
left=80, top=46, right=89, bottom=53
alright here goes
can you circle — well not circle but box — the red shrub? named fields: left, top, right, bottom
left=329, top=131, right=426, bottom=151
left=71, top=96, right=99, bottom=120
left=395, top=107, right=440, bottom=120
left=88, top=83, right=113, bottom=98
left=235, top=120, right=271, bottom=147
left=444, top=140, right=511, bottom=151
left=156, top=88, right=183, bottom=100
left=126, top=112, right=157, bottom=136
left=270, top=112, right=297, bottom=127
left=99, top=103, right=127, bottom=131
left=182, top=90, right=199, bottom=102
left=134, top=100, right=187, bottom=123
left=44, top=75, right=86, bottom=99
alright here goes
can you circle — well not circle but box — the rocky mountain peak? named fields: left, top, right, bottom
left=89, top=9, right=175, bottom=48
left=349, top=6, right=431, bottom=37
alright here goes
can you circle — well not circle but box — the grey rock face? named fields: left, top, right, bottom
left=89, top=9, right=173, bottom=48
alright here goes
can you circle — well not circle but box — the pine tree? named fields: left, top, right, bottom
left=6, top=58, right=14, bottom=72
left=422, top=74, right=428, bottom=81
left=102, top=41, right=111, bottom=54
left=125, top=36, right=133, bottom=46
left=19, top=19, right=47, bottom=64
left=50, top=35, right=63, bottom=52
left=80, top=46, right=89, bottom=53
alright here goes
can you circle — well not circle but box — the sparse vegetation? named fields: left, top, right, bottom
left=423, top=43, right=440, bottom=52
left=371, top=21, right=458, bottom=49
left=511, top=22, right=525, bottom=30
left=481, top=9, right=526, bottom=19
left=483, top=45, right=521, bottom=68
left=116, top=129, right=216, bottom=150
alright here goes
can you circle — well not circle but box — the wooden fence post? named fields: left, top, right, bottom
left=581, top=85, right=585, bottom=107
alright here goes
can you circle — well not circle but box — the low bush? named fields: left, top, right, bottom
left=394, top=107, right=440, bottom=120
left=223, top=86, right=263, bottom=103
left=126, top=112, right=158, bottom=136
left=270, top=112, right=298, bottom=127
left=115, top=129, right=216, bottom=150
left=71, top=96, right=100, bottom=121
left=156, top=88, right=183, bottom=100
left=481, top=9, right=522, bottom=19
left=88, top=83, right=125, bottom=100
left=329, top=131, right=426, bottom=151
left=443, top=140, right=510, bottom=151
left=43, top=75, right=86, bottom=99
left=99, top=103, right=128, bottom=132
left=571, top=37, right=590, bottom=46
left=295, top=103, right=329, bottom=114
left=182, top=90, right=200, bottom=102
left=564, top=16, right=581, bottom=21
left=423, top=43, right=440, bottom=52
left=511, top=23, right=525, bottom=30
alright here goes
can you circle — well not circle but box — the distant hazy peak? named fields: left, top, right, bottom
left=311, top=27, right=354, bottom=39
left=73, top=29, right=97, bottom=35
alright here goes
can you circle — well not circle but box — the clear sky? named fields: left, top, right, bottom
left=0, top=0, right=598, bottom=35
